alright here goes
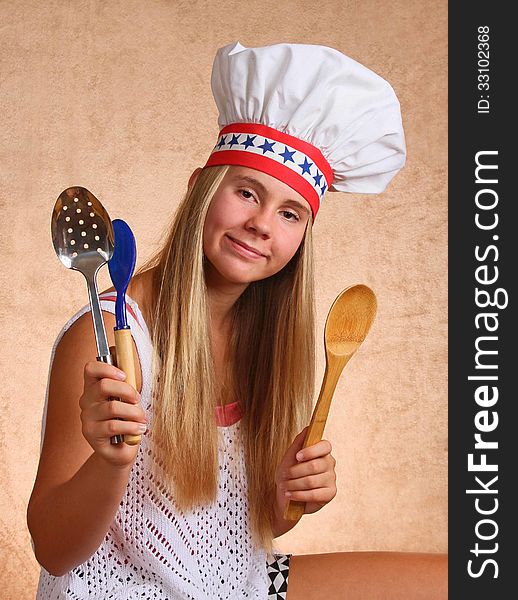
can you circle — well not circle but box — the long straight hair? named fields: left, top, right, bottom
left=134, top=165, right=315, bottom=552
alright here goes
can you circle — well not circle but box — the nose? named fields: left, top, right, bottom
left=245, top=208, right=273, bottom=238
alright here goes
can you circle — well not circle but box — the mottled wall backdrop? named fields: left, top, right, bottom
left=0, top=0, right=447, bottom=597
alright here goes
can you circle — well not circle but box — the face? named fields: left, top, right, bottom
left=202, top=166, right=312, bottom=288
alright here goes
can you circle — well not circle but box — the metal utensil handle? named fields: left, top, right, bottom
left=87, top=276, right=111, bottom=359
left=97, top=351, right=124, bottom=445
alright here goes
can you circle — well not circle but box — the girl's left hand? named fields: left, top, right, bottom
left=275, top=426, right=337, bottom=516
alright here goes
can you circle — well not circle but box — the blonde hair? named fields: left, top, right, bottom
left=134, top=165, right=315, bottom=551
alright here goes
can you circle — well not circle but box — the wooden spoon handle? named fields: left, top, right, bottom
left=114, top=329, right=141, bottom=446
left=284, top=354, right=348, bottom=521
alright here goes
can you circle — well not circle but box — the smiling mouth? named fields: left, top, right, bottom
left=227, top=236, right=267, bottom=258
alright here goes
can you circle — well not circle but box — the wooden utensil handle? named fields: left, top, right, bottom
left=284, top=356, right=348, bottom=521
left=114, top=329, right=141, bottom=446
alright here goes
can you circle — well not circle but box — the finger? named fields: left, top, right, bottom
left=96, top=399, right=147, bottom=423
left=95, top=379, right=141, bottom=405
left=81, top=411, right=147, bottom=441
left=285, top=456, right=333, bottom=480
left=283, top=487, right=336, bottom=503
left=83, top=360, right=126, bottom=388
left=295, top=439, right=333, bottom=462
left=284, top=472, right=333, bottom=492
left=279, top=426, right=309, bottom=468
left=97, top=419, right=148, bottom=440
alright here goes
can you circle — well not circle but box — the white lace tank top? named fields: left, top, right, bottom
left=35, top=293, right=269, bottom=599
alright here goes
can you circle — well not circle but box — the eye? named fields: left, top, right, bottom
left=280, top=210, right=300, bottom=222
left=239, top=189, right=255, bottom=201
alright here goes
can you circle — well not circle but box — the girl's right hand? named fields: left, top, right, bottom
left=79, top=361, right=147, bottom=468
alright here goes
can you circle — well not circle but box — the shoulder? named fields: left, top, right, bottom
left=57, top=307, right=115, bottom=360
left=59, top=306, right=117, bottom=356
left=100, top=267, right=154, bottom=327
left=56, top=300, right=142, bottom=395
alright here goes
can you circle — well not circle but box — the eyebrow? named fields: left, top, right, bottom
left=231, top=175, right=311, bottom=216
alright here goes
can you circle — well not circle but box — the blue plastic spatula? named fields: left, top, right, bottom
left=108, top=218, right=140, bottom=446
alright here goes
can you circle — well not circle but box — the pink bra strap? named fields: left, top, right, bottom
left=214, top=401, right=243, bottom=427
left=99, top=294, right=143, bottom=331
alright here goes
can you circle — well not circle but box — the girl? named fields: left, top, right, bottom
left=28, top=42, right=411, bottom=599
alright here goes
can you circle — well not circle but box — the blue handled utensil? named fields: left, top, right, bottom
left=110, top=219, right=137, bottom=330
left=108, top=218, right=140, bottom=446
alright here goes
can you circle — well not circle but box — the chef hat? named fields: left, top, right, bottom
left=204, top=41, right=406, bottom=218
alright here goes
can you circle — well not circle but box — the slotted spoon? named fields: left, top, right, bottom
left=284, top=284, right=377, bottom=521
left=51, top=186, right=123, bottom=444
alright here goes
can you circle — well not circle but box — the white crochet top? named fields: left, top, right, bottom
left=35, top=293, right=269, bottom=599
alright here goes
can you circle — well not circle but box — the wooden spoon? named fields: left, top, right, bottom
left=284, top=284, right=377, bottom=521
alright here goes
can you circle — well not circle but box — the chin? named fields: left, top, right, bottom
left=204, top=258, right=265, bottom=286
left=221, top=267, right=266, bottom=285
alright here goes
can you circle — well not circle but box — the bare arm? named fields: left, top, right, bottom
left=27, top=310, right=146, bottom=576
left=28, top=452, right=133, bottom=575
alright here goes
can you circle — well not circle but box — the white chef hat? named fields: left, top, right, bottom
left=204, top=41, right=406, bottom=218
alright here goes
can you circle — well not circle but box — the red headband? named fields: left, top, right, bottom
left=205, top=123, right=333, bottom=217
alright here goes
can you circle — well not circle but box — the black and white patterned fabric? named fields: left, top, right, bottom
left=267, top=553, right=292, bottom=599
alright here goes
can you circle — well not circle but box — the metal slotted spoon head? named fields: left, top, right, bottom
left=51, top=186, right=114, bottom=273
left=51, top=186, right=115, bottom=360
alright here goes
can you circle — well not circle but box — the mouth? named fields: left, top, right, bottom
left=226, top=235, right=267, bottom=259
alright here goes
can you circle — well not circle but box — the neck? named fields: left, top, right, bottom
left=204, top=261, right=248, bottom=332
left=206, top=280, right=247, bottom=333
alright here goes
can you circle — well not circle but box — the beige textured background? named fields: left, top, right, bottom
left=0, top=0, right=447, bottom=597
